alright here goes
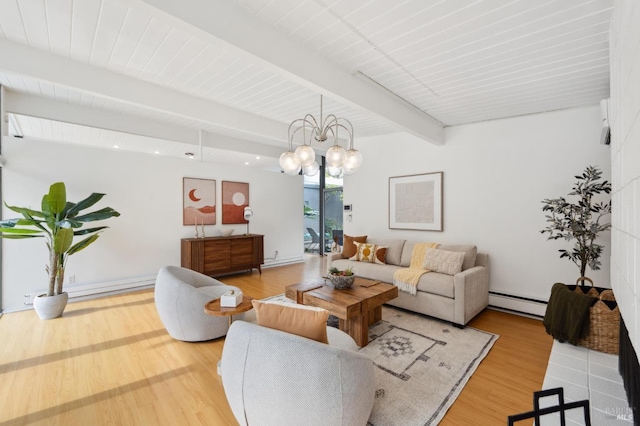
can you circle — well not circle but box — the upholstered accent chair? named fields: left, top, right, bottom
left=221, top=320, right=375, bottom=426
left=154, top=265, right=241, bottom=342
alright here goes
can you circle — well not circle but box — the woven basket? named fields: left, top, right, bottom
left=571, top=277, right=620, bottom=355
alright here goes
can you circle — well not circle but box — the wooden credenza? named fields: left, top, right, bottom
left=181, top=234, right=264, bottom=276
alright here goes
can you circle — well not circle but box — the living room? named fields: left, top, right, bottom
left=1, top=0, right=638, bottom=425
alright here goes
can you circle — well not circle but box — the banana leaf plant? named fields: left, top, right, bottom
left=0, top=182, right=120, bottom=296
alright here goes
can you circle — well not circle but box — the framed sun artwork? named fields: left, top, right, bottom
left=183, top=177, right=216, bottom=226
left=222, top=181, right=249, bottom=224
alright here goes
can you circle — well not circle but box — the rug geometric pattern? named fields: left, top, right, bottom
left=363, top=307, right=498, bottom=426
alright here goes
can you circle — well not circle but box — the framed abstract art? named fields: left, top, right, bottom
left=183, top=177, right=216, bottom=226
left=222, top=181, right=249, bottom=224
left=389, top=172, right=443, bottom=231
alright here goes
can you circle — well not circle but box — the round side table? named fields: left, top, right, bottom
left=204, top=296, right=254, bottom=326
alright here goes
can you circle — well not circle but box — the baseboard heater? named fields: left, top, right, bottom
left=488, top=291, right=547, bottom=317
left=24, top=275, right=157, bottom=306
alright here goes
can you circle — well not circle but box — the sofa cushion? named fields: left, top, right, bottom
left=350, top=242, right=378, bottom=262
left=332, top=259, right=455, bottom=299
left=423, top=248, right=465, bottom=275
left=400, top=241, right=416, bottom=267
left=342, top=235, right=367, bottom=259
left=437, top=244, right=478, bottom=270
left=417, top=272, right=455, bottom=298
left=251, top=300, right=329, bottom=343
left=367, top=238, right=405, bottom=265
left=331, top=259, right=399, bottom=284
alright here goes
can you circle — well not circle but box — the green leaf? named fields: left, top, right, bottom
left=53, top=228, right=74, bottom=254
left=4, top=202, right=45, bottom=219
left=73, top=207, right=121, bottom=222
left=0, top=234, right=40, bottom=239
left=0, top=228, right=43, bottom=235
left=73, top=226, right=108, bottom=236
left=67, top=234, right=100, bottom=256
left=66, top=193, right=105, bottom=218
left=60, top=201, right=76, bottom=219
left=47, top=182, right=67, bottom=214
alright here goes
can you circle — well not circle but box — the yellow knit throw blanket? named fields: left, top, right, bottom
left=393, top=242, right=438, bottom=295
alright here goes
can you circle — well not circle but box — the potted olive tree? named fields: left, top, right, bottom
left=540, top=165, right=611, bottom=281
left=0, top=182, right=120, bottom=319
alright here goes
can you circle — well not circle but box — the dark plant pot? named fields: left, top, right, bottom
left=33, top=292, right=68, bottom=320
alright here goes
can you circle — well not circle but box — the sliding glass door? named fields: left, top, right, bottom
left=303, top=157, right=343, bottom=256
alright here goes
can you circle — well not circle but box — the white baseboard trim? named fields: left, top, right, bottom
left=262, top=256, right=305, bottom=269
left=488, top=292, right=547, bottom=317
left=3, top=275, right=158, bottom=313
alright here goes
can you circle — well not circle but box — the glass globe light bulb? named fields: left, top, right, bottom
left=343, top=165, right=357, bottom=175
left=303, top=161, right=319, bottom=176
left=325, top=145, right=346, bottom=167
left=344, top=149, right=363, bottom=171
left=279, top=151, right=301, bottom=175
left=327, top=166, right=342, bottom=177
left=294, top=144, right=315, bottom=167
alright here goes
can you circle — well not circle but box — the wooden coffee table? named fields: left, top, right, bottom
left=285, top=277, right=398, bottom=347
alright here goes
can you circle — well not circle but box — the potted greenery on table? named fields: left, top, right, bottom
left=540, top=165, right=612, bottom=282
left=0, top=182, right=120, bottom=319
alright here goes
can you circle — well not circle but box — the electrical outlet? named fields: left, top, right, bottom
left=68, top=274, right=75, bottom=284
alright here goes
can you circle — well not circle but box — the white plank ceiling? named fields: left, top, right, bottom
left=0, top=0, right=614, bottom=167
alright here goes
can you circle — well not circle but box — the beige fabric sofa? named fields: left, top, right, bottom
left=328, top=238, right=489, bottom=326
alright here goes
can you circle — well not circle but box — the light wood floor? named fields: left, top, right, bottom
left=0, top=256, right=552, bottom=425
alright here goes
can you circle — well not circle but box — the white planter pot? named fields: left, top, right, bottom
left=33, top=292, right=69, bottom=320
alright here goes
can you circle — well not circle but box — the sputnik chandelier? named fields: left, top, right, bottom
left=279, top=95, right=362, bottom=177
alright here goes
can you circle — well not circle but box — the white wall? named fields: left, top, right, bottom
left=1, top=137, right=304, bottom=311
left=344, top=106, right=611, bottom=314
left=610, top=0, right=640, bottom=354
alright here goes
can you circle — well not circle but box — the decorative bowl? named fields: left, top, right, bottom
left=328, top=274, right=355, bottom=289
left=219, top=228, right=234, bottom=237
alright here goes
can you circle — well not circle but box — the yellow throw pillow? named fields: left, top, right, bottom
left=350, top=242, right=378, bottom=262
left=251, top=300, right=329, bottom=343
left=342, top=234, right=367, bottom=259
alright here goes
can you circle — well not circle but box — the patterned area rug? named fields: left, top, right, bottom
left=364, top=307, right=497, bottom=425
left=263, top=295, right=498, bottom=425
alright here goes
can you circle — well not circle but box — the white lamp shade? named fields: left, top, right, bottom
left=280, top=151, right=301, bottom=175
left=325, top=145, right=346, bottom=167
left=243, top=207, right=253, bottom=220
left=303, top=161, right=320, bottom=176
left=294, top=144, right=316, bottom=167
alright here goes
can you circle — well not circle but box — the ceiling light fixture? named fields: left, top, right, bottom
left=185, top=152, right=195, bottom=159
left=279, top=95, right=362, bottom=177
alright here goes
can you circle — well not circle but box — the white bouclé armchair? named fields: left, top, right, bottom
left=154, top=266, right=241, bottom=342
left=221, top=320, right=375, bottom=426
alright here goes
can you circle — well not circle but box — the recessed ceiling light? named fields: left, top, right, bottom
left=113, top=145, right=119, bottom=149
left=256, top=156, right=261, bottom=160
left=154, top=151, right=160, bottom=155
left=185, top=152, right=195, bottom=159
left=245, top=162, right=250, bottom=165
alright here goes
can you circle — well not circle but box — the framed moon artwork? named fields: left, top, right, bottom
left=183, top=177, right=216, bottom=226
left=222, top=181, right=249, bottom=224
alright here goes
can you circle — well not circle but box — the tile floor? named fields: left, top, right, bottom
left=538, top=340, right=633, bottom=425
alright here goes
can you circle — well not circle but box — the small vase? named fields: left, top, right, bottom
left=33, top=292, right=69, bottom=320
